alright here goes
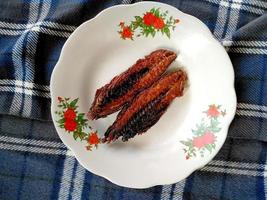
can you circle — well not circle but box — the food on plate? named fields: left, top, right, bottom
left=103, top=69, right=187, bottom=142
left=87, top=49, right=177, bottom=120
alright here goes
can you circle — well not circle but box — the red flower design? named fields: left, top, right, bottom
left=88, top=132, right=100, bottom=145
left=203, top=132, right=215, bottom=145
left=64, top=108, right=76, bottom=120
left=58, top=96, right=63, bottom=102
left=143, top=12, right=157, bottom=26
left=153, top=17, right=165, bottom=29
left=175, top=19, right=180, bottom=23
left=121, top=26, right=133, bottom=39
left=64, top=119, right=77, bottom=131
left=192, top=136, right=205, bottom=149
left=207, top=105, right=220, bottom=117
left=186, top=155, right=190, bottom=160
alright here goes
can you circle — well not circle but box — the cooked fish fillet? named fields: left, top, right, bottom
left=87, top=49, right=177, bottom=119
left=104, top=69, right=187, bottom=142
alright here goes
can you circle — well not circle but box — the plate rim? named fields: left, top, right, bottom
left=50, top=1, right=237, bottom=188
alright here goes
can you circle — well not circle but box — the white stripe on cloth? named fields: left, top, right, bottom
left=241, top=0, right=267, bottom=9
left=209, top=160, right=266, bottom=170
left=0, top=142, right=67, bottom=155
left=58, top=153, right=76, bottom=200
left=213, top=1, right=229, bottom=40
left=39, top=0, right=51, bottom=21
left=228, top=48, right=267, bottom=54
left=236, top=110, right=267, bottom=119
left=0, top=27, right=71, bottom=37
left=0, top=21, right=27, bottom=29
left=0, top=29, right=24, bottom=35
left=23, top=31, right=39, bottom=116
left=0, top=86, right=50, bottom=98
left=201, top=166, right=264, bottom=177
left=223, top=40, right=267, bottom=47
left=0, top=79, right=50, bottom=91
left=0, top=135, right=65, bottom=149
left=38, top=27, right=71, bottom=37
left=121, top=0, right=132, bottom=4
left=0, top=26, right=78, bottom=38
left=237, top=103, right=267, bottom=112
left=161, top=180, right=186, bottom=200
left=172, top=179, right=186, bottom=200
left=71, top=164, right=86, bottom=200
left=204, top=0, right=266, bottom=15
left=10, top=35, right=26, bottom=115
left=161, top=185, right=173, bottom=200
left=28, top=1, right=40, bottom=24
left=23, top=0, right=51, bottom=116
left=41, top=21, right=76, bottom=31
left=241, top=4, right=267, bottom=15
left=0, top=21, right=76, bottom=31
left=0, top=21, right=73, bottom=38
left=224, top=0, right=243, bottom=41
left=264, top=163, right=267, bottom=199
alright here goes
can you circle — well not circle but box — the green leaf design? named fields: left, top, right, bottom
left=150, top=8, right=155, bottom=12
left=73, top=131, right=79, bottom=140
left=205, top=144, right=213, bottom=153
left=135, top=16, right=142, bottom=22
left=79, top=132, right=87, bottom=140
left=77, top=125, right=82, bottom=133
left=164, top=27, right=170, bottom=38
left=77, top=113, right=85, bottom=121
left=69, top=98, right=78, bottom=108
left=62, top=102, right=68, bottom=108
left=180, top=140, right=192, bottom=147
left=211, top=127, right=221, bottom=132
left=154, top=8, right=160, bottom=17
left=57, top=118, right=65, bottom=124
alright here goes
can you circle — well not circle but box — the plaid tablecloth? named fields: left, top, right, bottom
left=0, top=0, right=266, bottom=199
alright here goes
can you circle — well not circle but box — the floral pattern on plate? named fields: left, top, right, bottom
left=55, top=97, right=102, bottom=151
left=180, top=105, right=226, bottom=160
left=118, top=8, right=180, bottom=40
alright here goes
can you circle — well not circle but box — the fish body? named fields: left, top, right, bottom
left=104, top=69, right=187, bottom=142
left=88, top=49, right=177, bottom=119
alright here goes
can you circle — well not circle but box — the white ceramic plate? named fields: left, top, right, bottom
left=50, top=2, right=236, bottom=188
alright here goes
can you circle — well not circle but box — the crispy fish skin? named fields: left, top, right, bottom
left=88, top=49, right=177, bottom=120
left=104, top=69, right=187, bottom=142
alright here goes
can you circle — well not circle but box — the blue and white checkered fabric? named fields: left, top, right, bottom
left=0, top=0, right=266, bottom=199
